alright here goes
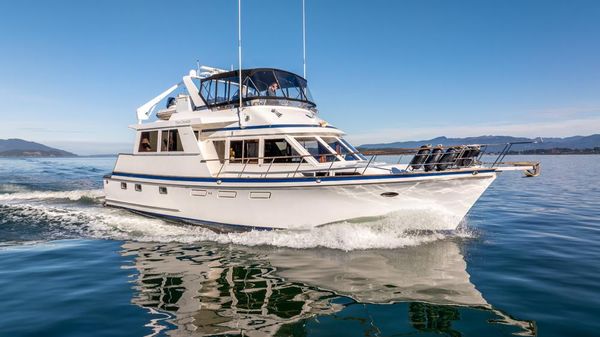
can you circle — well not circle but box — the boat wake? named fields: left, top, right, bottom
left=0, top=189, right=475, bottom=250
left=0, top=189, right=104, bottom=202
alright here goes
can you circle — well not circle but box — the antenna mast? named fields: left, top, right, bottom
left=238, top=0, right=243, bottom=108
left=302, top=0, right=306, bottom=79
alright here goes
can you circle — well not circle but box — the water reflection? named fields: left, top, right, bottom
left=122, top=240, right=536, bottom=336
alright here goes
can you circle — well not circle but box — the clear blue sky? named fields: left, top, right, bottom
left=1, top=0, right=599, bottom=154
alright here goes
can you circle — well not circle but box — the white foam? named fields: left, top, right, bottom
left=0, top=189, right=104, bottom=202
left=2, top=200, right=474, bottom=251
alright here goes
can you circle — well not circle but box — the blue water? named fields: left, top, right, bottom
left=0, top=156, right=598, bottom=336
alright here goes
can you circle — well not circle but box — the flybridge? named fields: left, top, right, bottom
left=199, top=68, right=315, bottom=109
left=135, top=66, right=315, bottom=124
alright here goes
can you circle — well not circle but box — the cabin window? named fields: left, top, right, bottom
left=135, top=184, right=142, bottom=192
left=229, top=140, right=243, bottom=163
left=138, top=131, right=158, bottom=152
left=339, top=138, right=367, bottom=160
left=161, top=129, right=183, bottom=152
left=213, top=140, right=225, bottom=163
left=296, top=137, right=338, bottom=162
left=159, top=186, right=168, bottom=194
left=245, top=140, right=259, bottom=163
left=120, top=182, right=127, bottom=190
left=229, top=139, right=259, bottom=164
left=264, top=139, right=302, bottom=163
left=321, top=137, right=358, bottom=161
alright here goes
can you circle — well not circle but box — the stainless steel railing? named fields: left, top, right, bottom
left=200, top=140, right=541, bottom=179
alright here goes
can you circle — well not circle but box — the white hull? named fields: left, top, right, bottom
left=104, top=170, right=496, bottom=230
left=102, top=66, right=538, bottom=232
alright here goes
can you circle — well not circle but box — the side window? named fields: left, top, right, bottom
left=339, top=138, right=367, bottom=160
left=244, top=140, right=259, bottom=163
left=215, top=80, right=229, bottom=103
left=229, top=140, right=243, bottom=163
left=229, top=139, right=259, bottom=163
left=213, top=140, right=225, bottom=163
left=161, top=130, right=183, bottom=152
left=264, top=139, right=302, bottom=163
left=138, top=131, right=158, bottom=152
left=321, top=137, right=356, bottom=161
left=201, top=80, right=215, bottom=104
left=296, top=137, right=337, bottom=162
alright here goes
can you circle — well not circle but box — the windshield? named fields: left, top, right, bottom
left=339, top=138, right=367, bottom=160
left=200, top=69, right=315, bottom=109
left=295, top=137, right=338, bottom=162
left=321, top=137, right=360, bottom=161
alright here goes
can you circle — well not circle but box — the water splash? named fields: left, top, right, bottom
left=0, top=189, right=104, bottom=202
left=0, top=189, right=475, bottom=250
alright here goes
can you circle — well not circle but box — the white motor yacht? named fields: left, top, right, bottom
left=103, top=66, right=540, bottom=231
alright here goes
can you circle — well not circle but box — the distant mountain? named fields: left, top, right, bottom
left=0, top=139, right=77, bottom=157
left=359, top=134, right=600, bottom=152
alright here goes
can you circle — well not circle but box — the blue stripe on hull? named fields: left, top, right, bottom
left=109, top=169, right=496, bottom=184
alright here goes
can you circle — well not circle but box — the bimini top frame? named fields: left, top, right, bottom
left=199, top=68, right=316, bottom=109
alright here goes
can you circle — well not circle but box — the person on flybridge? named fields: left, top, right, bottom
left=267, top=82, right=279, bottom=96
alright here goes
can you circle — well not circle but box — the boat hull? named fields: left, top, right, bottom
left=103, top=170, right=496, bottom=230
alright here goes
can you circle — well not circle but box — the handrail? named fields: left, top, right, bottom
left=359, top=140, right=539, bottom=156
left=202, top=140, right=540, bottom=179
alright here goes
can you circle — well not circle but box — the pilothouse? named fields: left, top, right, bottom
left=103, top=66, right=540, bottom=231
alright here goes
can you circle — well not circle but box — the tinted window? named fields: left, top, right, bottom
left=245, top=140, right=259, bottom=163
left=229, top=139, right=259, bottom=164
left=321, top=137, right=357, bottom=161
left=138, top=131, right=158, bottom=152
left=264, top=139, right=302, bottom=163
left=339, top=138, right=367, bottom=160
left=229, top=140, right=243, bottom=163
left=295, top=137, right=337, bottom=162
left=199, top=69, right=315, bottom=108
left=161, top=130, right=183, bottom=152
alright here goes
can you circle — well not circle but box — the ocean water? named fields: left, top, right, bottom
left=0, top=155, right=598, bottom=336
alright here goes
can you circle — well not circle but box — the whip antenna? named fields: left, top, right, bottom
left=302, top=0, right=306, bottom=79
left=238, top=0, right=243, bottom=109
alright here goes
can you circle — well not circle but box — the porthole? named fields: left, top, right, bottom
left=380, top=192, right=399, bottom=198
left=218, top=190, right=237, bottom=198
left=121, top=182, right=127, bottom=190
left=191, top=189, right=207, bottom=197
left=159, top=186, right=168, bottom=195
left=250, top=192, right=271, bottom=199
left=135, top=184, right=142, bottom=192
